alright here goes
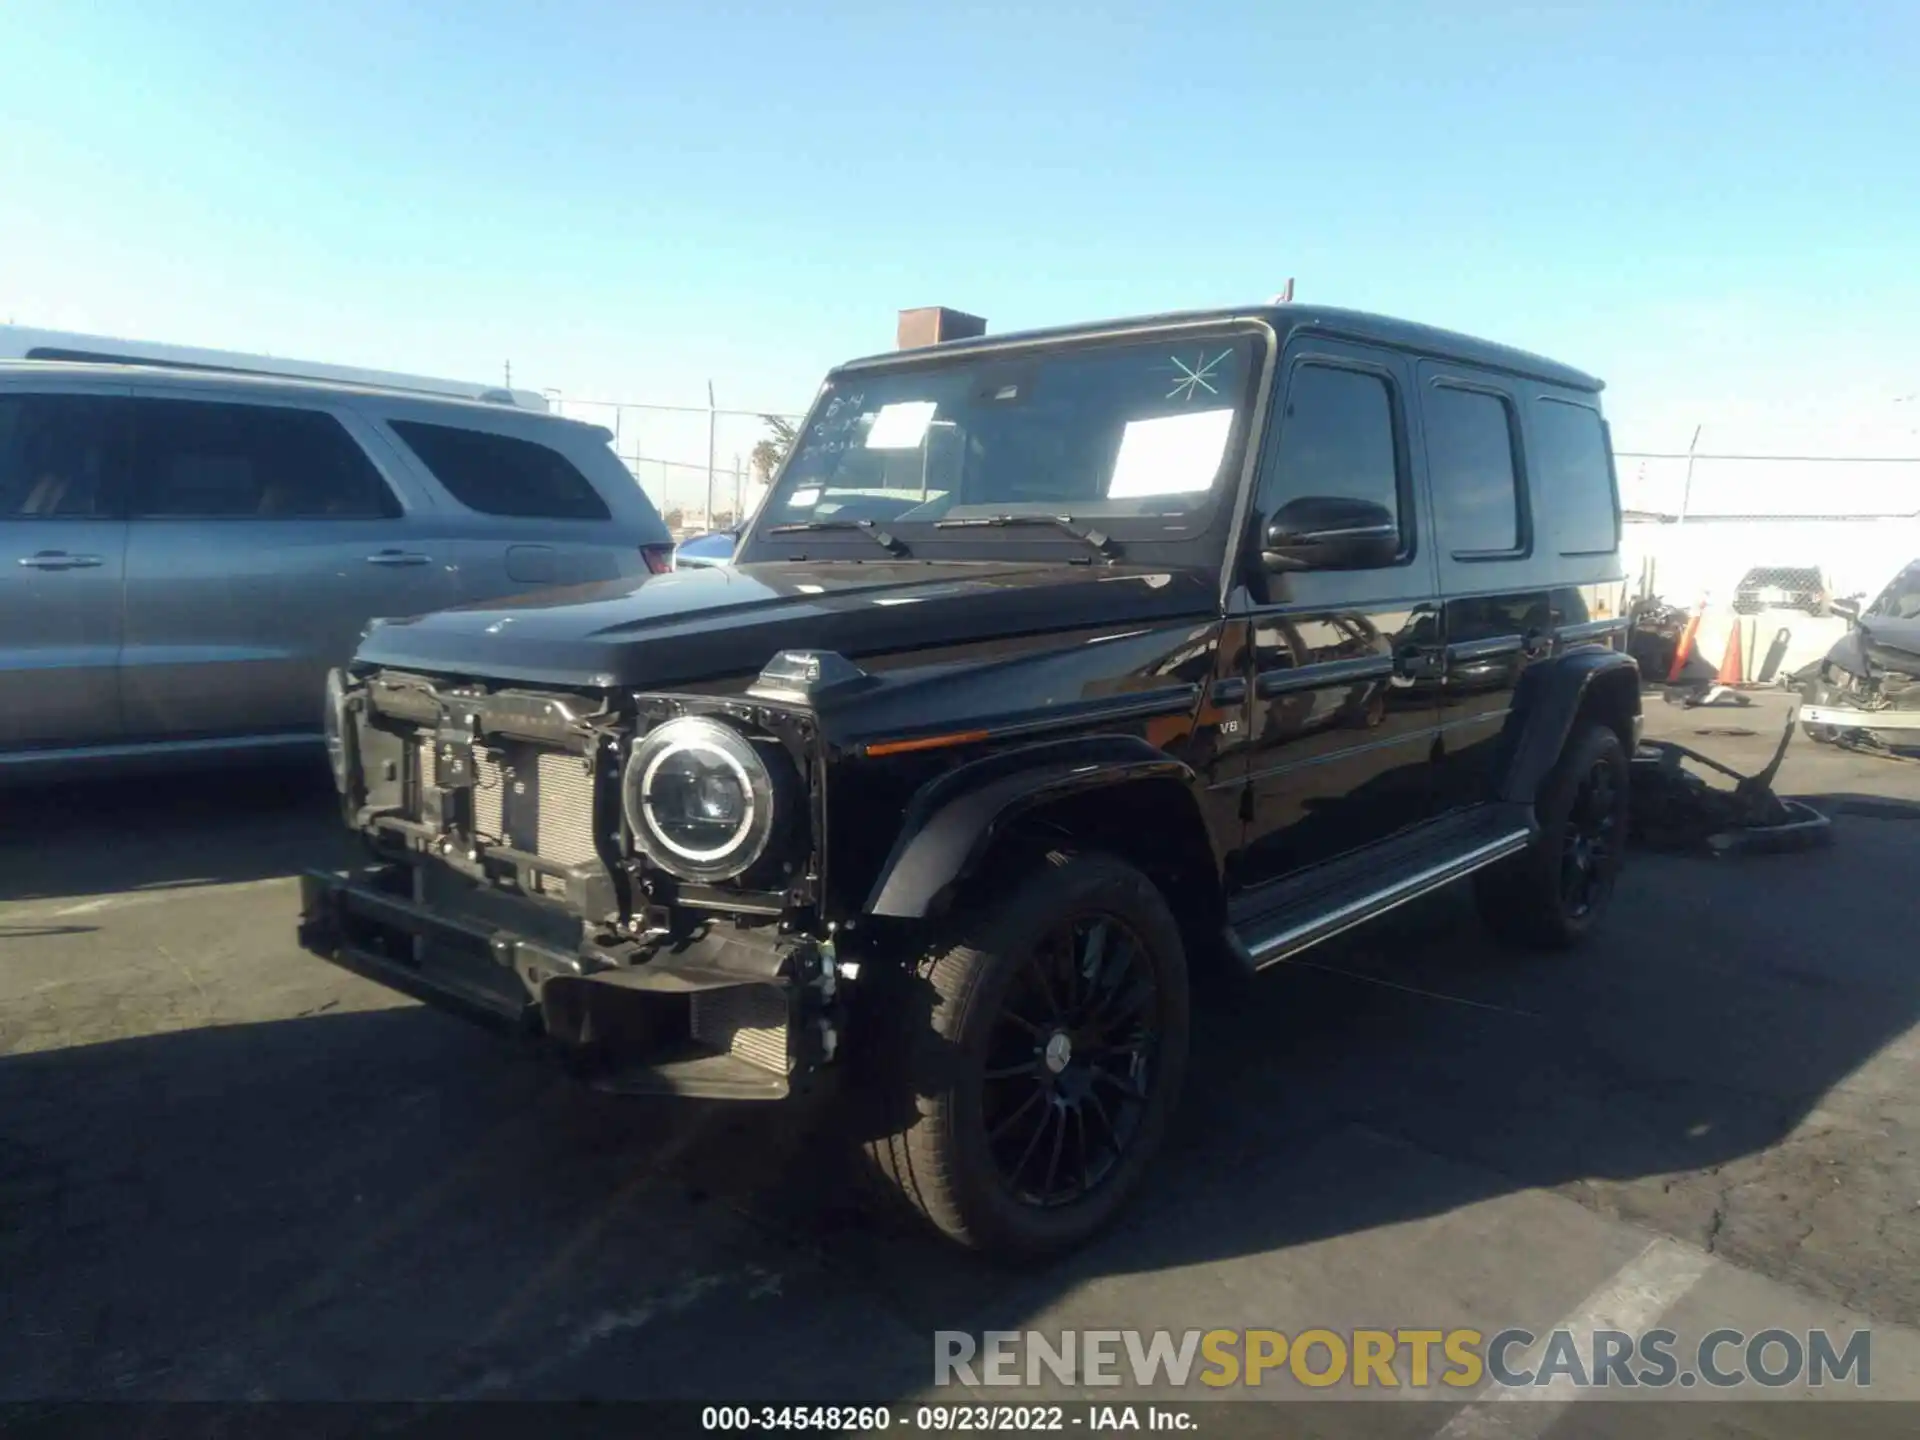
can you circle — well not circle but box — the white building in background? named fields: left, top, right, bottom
left=1619, top=452, right=1920, bottom=599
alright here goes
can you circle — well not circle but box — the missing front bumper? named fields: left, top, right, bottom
left=297, top=867, right=820, bottom=1100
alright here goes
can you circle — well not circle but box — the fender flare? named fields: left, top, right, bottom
left=1495, top=648, right=1641, bottom=805
left=862, top=734, right=1202, bottom=919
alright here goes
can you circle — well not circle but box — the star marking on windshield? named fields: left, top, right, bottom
left=1168, top=351, right=1230, bottom=401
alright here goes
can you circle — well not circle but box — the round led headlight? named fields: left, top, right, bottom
left=322, top=668, right=353, bottom=795
left=623, top=716, right=781, bottom=882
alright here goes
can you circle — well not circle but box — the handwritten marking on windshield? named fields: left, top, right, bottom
left=1167, top=355, right=1228, bottom=407
left=1168, top=350, right=1231, bottom=401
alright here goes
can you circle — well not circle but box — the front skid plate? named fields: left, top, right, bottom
left=1802, top=703, right=1920, bottom=731
left=297, top=869, right=800, bottom=1100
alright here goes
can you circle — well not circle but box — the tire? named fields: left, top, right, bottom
left=1474, top=721, right=1629, bottom=950
left=853, top=851, right=1190, bottom=1258
left=1800, top=677, right=1847, bottom=745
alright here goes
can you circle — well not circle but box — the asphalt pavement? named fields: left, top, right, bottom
left=4, top=691, right=1919, bottom=1434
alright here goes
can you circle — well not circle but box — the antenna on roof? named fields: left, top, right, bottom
left=1270, top=279, right=1296, bottom=304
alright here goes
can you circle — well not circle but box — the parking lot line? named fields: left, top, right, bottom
left=1432, top=1236, right=1713, bottom=1437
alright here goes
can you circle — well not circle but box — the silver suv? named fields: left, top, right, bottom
left=1, top=363, right=672, bottom=777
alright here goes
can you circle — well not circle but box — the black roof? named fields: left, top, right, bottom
left=837, top=303, right=1603, bottom=393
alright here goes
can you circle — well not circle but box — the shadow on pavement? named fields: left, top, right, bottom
left=0, top=759, right=356, bottom=905
left=3, top=805, right=1917, bottom=1401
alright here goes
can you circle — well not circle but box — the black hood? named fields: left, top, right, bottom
left=355, top=560, right=1220, bottom=689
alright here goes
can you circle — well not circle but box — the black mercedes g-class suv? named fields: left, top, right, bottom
left=302, top=304, right=1638, bottom=1257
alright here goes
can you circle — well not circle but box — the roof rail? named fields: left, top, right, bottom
left=0, top=325, right=549, bottom=411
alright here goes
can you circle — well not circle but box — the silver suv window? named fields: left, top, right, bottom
left=389, top=419, right=613, bottom=520
left=131, top=399, right=400, bottom=520
left=0, top=393, right=126, bottom=518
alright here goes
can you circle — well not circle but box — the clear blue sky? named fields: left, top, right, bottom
left=4, top=0, right=1917, bottom=508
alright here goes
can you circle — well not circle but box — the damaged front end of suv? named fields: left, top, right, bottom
left=306, top=650, right=863, bottom=1099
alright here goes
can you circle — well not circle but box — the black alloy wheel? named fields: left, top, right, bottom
left=979, top=915, right=1160, bottom=1209
left=855, top=851, right=1190, bottom=1257
left=1559, top=753, right=1621, bottom=921
left=1475, top=720, right=1630, bottom=949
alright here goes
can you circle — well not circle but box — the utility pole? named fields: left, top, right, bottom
left=1677, top=424, right=1702, bottom=525
left=504, top=360, right=512, bottom=388
left=705, top=381, right=717, bottom=530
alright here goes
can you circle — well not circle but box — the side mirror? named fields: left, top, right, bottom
left=1830, top=595, right=1861, bottom=622
left=1262, top=496, right=1399, bottom=573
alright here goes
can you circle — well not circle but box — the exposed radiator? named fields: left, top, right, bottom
left=690, top=986, right=791, bottom=1075
left=416, top=739, right=599, bottom=867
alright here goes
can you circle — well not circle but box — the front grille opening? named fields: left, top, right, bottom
left=540, top=981, right=791, bottom=1080
left=416, top=737, right=600, bottom=867
left=690, top=985, right=792, bottom=1075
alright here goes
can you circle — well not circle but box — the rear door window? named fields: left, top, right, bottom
left=389, top=420, right=612, bottom=520
left=1529, top=398, right=1618, bottom=555
left=1423, top=382, right=1525, bottom=557
left=131, top=400, right=400, bottom=519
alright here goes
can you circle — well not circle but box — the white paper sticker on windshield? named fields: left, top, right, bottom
left=788, top=486, right=822, bottom=507
left=1107, top=409, right=1233, bottom=498
left=863, top=401, right=937, bottom=450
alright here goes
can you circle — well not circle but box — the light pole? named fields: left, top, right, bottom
left=704, top=381, right=717, bottom=530
left=1676, top=424, right=1702, bottom=525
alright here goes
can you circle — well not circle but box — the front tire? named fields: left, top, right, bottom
left=1800, top=675, right=1848, bottom=745
left=1475, top=721, right=1629, bottom=950
left=856, top=852, right=1190, bottom=1258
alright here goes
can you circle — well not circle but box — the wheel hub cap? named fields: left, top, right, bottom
left=1043, top=1031, right=1073, bottom=1075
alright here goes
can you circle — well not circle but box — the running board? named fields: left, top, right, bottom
left=1227, top=811, right=1534, bottom=973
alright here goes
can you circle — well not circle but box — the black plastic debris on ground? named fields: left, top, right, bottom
left=1628, top=712, right=1832, bottom=855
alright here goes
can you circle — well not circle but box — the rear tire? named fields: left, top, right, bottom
left=1475, top=721, right=1629, bottom=950
left=854, top=852, right=1189, bottom=1258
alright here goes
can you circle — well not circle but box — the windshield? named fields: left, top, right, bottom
left=740, top=332, right=1262, bottom=562
left=1869, top=562, right=1920, bottom=621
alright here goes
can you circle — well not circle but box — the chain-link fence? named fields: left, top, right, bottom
left=540, top=393, right=806, bottom=535
left=531, top=388, right=1920, bottom=567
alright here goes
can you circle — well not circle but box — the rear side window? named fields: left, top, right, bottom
left=1269, top=364, right=1404, bottom=541
left=131, top=400, right=399, bottom=519
left=1424, top=384, right=1524, bottom=556
left=1530, top=398, right=1618, bottom=555
left=0, top=393, right=128, bottom=518
left=390, top=420, right=612, bottom=520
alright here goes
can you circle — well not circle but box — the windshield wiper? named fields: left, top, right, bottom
left=933, top=513, right=1123, bottom=560
left=766, top=519, right=910, bottom=557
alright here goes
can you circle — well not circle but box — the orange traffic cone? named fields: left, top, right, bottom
left=1715, top=621, right=1744, bottom=686
left=1667, top=602, right=1705, bottom=682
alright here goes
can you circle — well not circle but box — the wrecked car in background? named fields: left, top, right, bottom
left=1800, top=559, right=1920, bottom=748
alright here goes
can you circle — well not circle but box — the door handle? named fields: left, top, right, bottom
left=1522, top=628, right=1554, bottom=658
left=365, top=550, right=431, bottom=567
left=17, top=551, right=104, bottom=571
